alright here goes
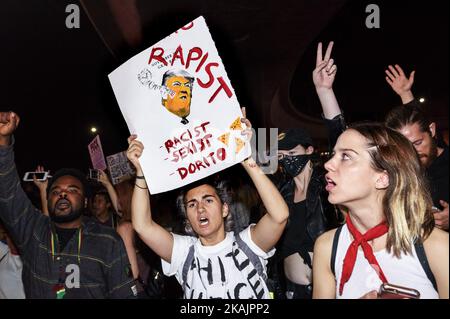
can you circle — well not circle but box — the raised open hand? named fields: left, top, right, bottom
left=385, top=64, right=415, bottom=99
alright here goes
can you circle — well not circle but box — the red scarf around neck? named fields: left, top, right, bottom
left=339, top=214, right=389, bottom=296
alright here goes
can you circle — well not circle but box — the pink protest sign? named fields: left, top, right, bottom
left=88, top=135, right=107, bottom=171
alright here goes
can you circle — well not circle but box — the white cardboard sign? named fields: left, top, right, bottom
left=109, top=16, right=250, bottom=194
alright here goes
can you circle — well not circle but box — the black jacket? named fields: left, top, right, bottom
left=277, top=115, right=345, bottom=267
left=278, top=167, right=340, bottom=266
left=427, top=145, right=449, bottom=208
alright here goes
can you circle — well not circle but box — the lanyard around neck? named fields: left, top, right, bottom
left=50, top=227, right=82, bottom=264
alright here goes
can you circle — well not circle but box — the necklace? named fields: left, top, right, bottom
left=50, top=225, right=82, bottom=299
left=50, top=227, right=82, bottom=263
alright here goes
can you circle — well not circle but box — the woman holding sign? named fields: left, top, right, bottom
left=127, top=112, right=289, bottom=299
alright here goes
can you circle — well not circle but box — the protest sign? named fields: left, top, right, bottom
left=106, top=151, right=136, bottom=185
left=109, top=16, right=250, bottom=194
left=88, top=135, right=107, bottom=171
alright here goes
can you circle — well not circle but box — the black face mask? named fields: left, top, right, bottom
left=279, top=154, right=311, bottom=177
left=48, top=199, right=83, bottom=224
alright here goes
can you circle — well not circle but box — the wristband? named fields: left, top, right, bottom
left=135, top=183, right=148, bottom=190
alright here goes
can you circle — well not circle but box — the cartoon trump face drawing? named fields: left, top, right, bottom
left=161, top=69, right=194, bottom=125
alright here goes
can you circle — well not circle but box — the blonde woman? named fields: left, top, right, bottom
left=313, top=122, right=448, bottom=299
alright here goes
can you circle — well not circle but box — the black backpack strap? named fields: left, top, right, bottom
left=414, top=240, right=438, bottom=292
left=0, top=252, right=7, bottom=264
left=181, top=244, right=195, bottom=288
left=235, top=233, right=267, bottom=281
left=331, top=226, right=343, bottom=277
left=0, top=242, right=9, bottom=264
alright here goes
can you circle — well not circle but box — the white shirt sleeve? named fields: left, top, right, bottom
left=161, top=233, right=195, bottom=279
left=239, top=224, right=276, bottom=259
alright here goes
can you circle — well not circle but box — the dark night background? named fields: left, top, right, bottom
left=0, top=0, right=448, bottom=180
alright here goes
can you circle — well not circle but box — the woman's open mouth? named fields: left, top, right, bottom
left=325, top=175, right=337, bottom=192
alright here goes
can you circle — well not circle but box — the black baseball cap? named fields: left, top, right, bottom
left=277, top=128, right=314, bottom=150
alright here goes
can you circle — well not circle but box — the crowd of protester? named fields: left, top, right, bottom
left=0, top=41, right=448, bottom=299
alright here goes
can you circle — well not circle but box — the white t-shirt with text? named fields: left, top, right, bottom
left=162, top=225, right=275, bottom=299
